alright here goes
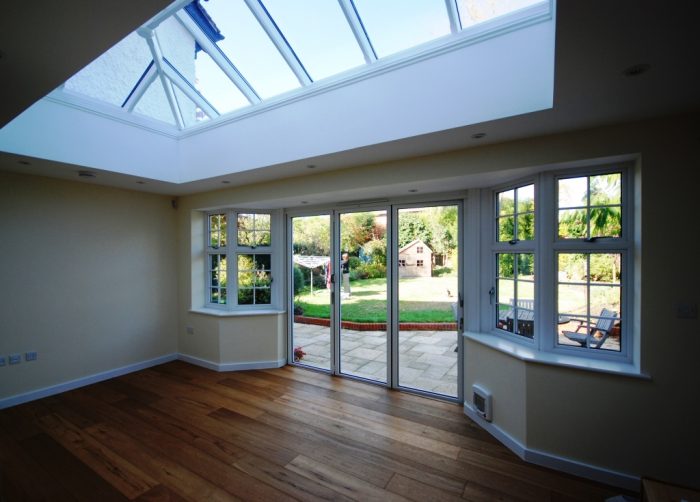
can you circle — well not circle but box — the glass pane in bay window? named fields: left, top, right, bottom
left=219, top=288, right=227, bottom=304
left=238, top=231, right=253, bottom=246
left=517, top=213, right=535, bottom=240
left=497, top=279, right=514, bottom=304
left=238, top=254, right=254, bottom=270
left=255, top=230, right=271, bottom=247
left=557, top=283, right=587, bottom=316
left=238, top=272, right=254, bottom=288
left=238, top=288, right=254, bottom=305
left=254, top=254, right=271, bottom=270
left=255, top=213, right=271, bottom=230
left=590, top=206, right=621, bottom=238
left=238, top=214, right=253, bottom=230
left=497, top=254, right=514, bottom=278
left=558, top=177, right=587, bottom=208
left=558, top=209, right=587, bottom=239
left=590, top=285, right=621, bottom=316
left=558, top=253, right=587, bottom=283
left=516, top=253, right=534, bottom=279
left=516, top=280, right=534, bottom=303
left=589, top=253, right=621, bottom=284
left=498, top=189, right=515, bottom=216
left=211, top=289, right=219, bottom=303
left=255, top=288, right=271, bottom=304
left=590, top=173, right=621, bottom=206
left=209, top=214, right=226, bottom=247
left=498, top=216, right=515, bottom=242
left=516, top=184, right=534, bottom=213
left=255, top=271, right=271, bottom=287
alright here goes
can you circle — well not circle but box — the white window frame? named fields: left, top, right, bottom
left=488, top=179, right=537, bottom=345
left=205, top=209, right=279, bottom=311
left=481, top=163, right=634, bottom=363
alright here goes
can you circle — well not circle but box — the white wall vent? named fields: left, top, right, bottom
left=472, top=384, right=492, bottom=422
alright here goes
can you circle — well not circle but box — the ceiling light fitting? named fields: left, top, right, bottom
left=78, top=171, right=96, bottom=178
left=622, top=63, right=651, bottom=77
left=471, top=132, right=486, bottom=139
left=306, top=164, right=316, bottom=169
left=18, top=160, right=31, bottom=165
left=221, top=180, right=231, bottom=184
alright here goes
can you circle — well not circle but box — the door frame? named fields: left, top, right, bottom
left=287, top=197, right=464, bottom=402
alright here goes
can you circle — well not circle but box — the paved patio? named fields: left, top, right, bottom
left=292, top=323, right=459, bottom=397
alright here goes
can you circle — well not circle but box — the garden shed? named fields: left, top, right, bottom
left=398, top=239, right=432, bottom=278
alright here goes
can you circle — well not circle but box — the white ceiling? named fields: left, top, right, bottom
left=1, top=1, right=699, bottom=196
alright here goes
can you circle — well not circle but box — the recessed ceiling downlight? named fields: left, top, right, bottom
left=306, top=164, right=316, bottom=169
left=78, top=170, right=96, bottom=178
left=471, top=132, right=486, bottom=139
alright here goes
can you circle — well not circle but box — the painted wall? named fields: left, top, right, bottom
left=177, top=112, right=699, bottom=488
left=0, top=172, right=178, bottom=400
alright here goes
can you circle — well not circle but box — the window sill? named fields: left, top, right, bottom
left=189, top=307, right=286, bottom=317
left=463, top=332, right=650, bottom=380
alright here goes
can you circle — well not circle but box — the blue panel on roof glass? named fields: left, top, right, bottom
left=202, top=0, right=300, bottom=99
left=456, top=0, right=544, bottom=29
left=352, top=0, right=451, bottom=58
left=262, top=0, right=365, bottom=81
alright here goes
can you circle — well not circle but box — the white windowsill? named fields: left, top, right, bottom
left=464, top=332, right=651, bottom=380
left=189, top=307, right=286, bottom=317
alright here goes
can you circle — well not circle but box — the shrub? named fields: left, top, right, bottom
left=351, top=263, right=386, bottom=280
left=293, top=265, right=305, bottom=295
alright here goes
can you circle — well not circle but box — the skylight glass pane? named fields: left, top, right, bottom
left=203, top=0, right=300, bottom=99
left=194, top=51, right=250, bottom=115
left=133, top=80, right=176, bottom=126
left=352, top=0, right=451, bottom=58
left=173, top=87, right=199, bottom=128
left=457, top=0, right=544, bottom=29
left=262, top=0, right=365, bottom=81
left=63, top=32, right=152, bottom=107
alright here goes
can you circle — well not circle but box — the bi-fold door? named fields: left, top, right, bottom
left=289, top=202, right=462, bottom=401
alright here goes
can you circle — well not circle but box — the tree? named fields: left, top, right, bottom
left=340, top=212, right=376, bottom=254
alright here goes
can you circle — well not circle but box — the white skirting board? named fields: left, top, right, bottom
left=0, top=353, right=178, bottom=409
left=177, top=353, right=287, bottom=372
left=463, top=403, right=640, bottom=492
left=0, top=353, right=287, bottom=409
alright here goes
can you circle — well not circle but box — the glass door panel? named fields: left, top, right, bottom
left=338, top=210, right=388, bottom=383
left=291, top=215, right=332, bottom=370
left=396, top=205, right=459, bottom=397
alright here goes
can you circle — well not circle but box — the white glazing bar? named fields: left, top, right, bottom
left=444, top=0, right=462, bottom=33
left=144, top=0, right=192, bottom=30
left=161, top=60, right=219, bottom=118
left=140, top=27, right=185, bottom=129
left=337, top=0, right=377, bottom=63
left=174, top=11, right=261, bottom=104
left=243, top=0, right=312, bottom=86
left=123, top=63, right=158, bottom=111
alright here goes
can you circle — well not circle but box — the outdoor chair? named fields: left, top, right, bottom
left=562, top=308, right=618, bottom=349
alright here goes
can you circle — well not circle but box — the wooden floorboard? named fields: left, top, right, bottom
left=0, top=361, right=628, bottom=501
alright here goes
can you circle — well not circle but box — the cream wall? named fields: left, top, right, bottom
left=176, top=112, right=699, bottom=488
left=0, top=172, right=178, bottom=400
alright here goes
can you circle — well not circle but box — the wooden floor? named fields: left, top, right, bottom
left=0, top=362, right=625, bottom=501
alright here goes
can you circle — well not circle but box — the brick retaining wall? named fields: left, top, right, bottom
left=294, top=315, right=457, bottom=331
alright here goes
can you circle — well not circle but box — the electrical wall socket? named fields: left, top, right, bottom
left=9, top=354, right=21, bottom=365
left=0, top=356, right=6, bottom=366
left=676, top=302, right=698, bottom=320
left=25, top=351, right=38, bottom=361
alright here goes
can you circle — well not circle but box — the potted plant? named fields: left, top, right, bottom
left=293, top=346, right=306, bottom=362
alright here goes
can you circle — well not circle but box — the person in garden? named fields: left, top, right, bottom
left=341, top=252, right=351, bottom=298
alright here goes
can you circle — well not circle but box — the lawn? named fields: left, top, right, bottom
left=294, top=276, right=458, bottom=323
